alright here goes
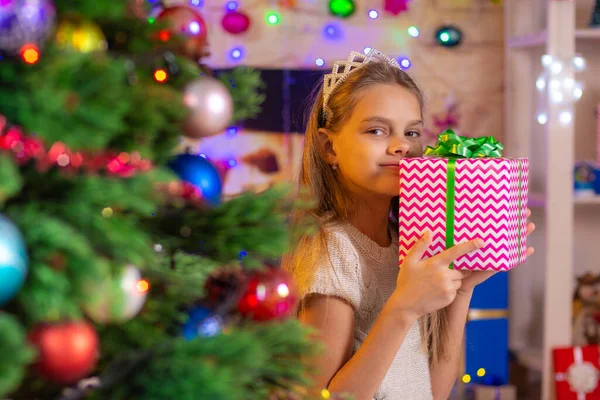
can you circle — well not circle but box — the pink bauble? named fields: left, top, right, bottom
left=221, top=11, right=250, bottom=35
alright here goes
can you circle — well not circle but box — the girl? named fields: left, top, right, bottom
left=282, top=49, right=535, bottom=400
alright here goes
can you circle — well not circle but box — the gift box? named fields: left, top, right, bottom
left=553, top=345, right=600, bottom=399
left=399, top=131, right=529, bottom=271
left=472, top=384, right=517, bottom=400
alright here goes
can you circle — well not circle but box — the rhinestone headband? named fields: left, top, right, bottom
left=321, top=48, right=402, bottom=126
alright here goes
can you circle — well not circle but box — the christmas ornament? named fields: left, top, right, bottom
left=55, top=14, right=107, bottom=53
left=83, top=265, right=149, bottom=323
left=156, top=6, right=209, bottom=60
left=0, top=213, right=28, bottom=306
left=0, top=0, right=56, bottom=56
left=181, top=77, right=234, bottom=138
left=28, top=321, right=99, bottom=384
left=384, top=0, right=409, bottom=16
left=182, top=305, right=223, bottom=339
left=238, top=267, right=298, bottom=322
left=221, top=10, right=251, bottom=35
left=167, top=153, right=222, bottom=206
left=328, top=0, right=355, bottom=18
left=435, top=25, right=463, bottom=48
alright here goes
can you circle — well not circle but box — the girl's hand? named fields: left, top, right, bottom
left=457, top=208, right=536, bottom=296
left=390, top=231, right=482, bottom=320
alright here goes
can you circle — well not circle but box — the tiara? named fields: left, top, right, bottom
left=322, top=48, right=402, bottom=124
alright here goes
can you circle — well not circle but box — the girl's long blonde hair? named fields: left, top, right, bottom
left=282, top=61, right=451, bottom=367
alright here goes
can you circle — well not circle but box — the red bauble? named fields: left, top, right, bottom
left=156, top=6, right=209, bottom=60
left=238, top=267, right=298, bottom=321
left=27, top=321, right=99, bottom=384
left=221, top=11, right=251, bottom=35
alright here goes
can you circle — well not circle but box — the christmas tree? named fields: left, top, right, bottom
left=0, top=1, right=325, bottom=399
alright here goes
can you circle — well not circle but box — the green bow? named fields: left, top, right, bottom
left=424, top=130, right=504, bottom=158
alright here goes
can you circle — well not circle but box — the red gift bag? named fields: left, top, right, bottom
left=553, top=345, right=600, bottom=399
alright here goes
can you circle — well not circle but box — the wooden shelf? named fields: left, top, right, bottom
left=528, top=192, right=600, bottom=208
left=507, top=28, right=600, bottom=49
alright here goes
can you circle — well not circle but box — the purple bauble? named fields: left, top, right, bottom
left=221, top=10, right=250, bottom=35
left=0, top=0, right=56, bottom=55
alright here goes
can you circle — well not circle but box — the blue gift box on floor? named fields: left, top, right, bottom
left=462, top=272, right=509, bottom=386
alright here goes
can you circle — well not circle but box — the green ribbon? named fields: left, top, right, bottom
left=424, top=130, right=504, bottom=159
left=423, top=130, right=518, bottom=268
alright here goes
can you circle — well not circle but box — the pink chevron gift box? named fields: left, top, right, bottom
left=398, top=133, right=529, bottom=272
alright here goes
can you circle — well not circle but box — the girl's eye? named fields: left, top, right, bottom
left=367, top=128, right=386, bottom=136
left=406, top=130, right=421, bottom=138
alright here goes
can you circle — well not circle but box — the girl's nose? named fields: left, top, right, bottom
left=388, top=139, right=411, bottom=156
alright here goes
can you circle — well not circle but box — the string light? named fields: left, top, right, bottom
left=226, top=126, right=238, bottom=137
left=226, top=1, right=238, bottom=10
left=228, top=158, right=237, bottom=167
left=266, top=12, right=280, bottom=25
left=230, top=47, right=244, bottom=61
left=462, top=374, right=471, bottom=383
left=368, top=9, right=379, bottom=19
left=20, top=44, right=40, bottom=64
left=559, top=110, right=572, bottom=125
left=408, top=26, right=420, bottom=38
left=536, top=112, right=548, bottom=125
left=154, top=69, right=168, bottom=83
left=136, top=279, right=150, bottom=293
left=477, top=368, right=486, bottom=377
left=102, top=207, right=114, bottom=218
left=398, top=57, right=411, bottom=70
left=315, top=58, right=325, bottom=67
left=363, top=46, right=372, bottom=54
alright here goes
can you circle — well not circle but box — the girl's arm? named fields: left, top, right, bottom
left=300, top=295, right=417, bottom=400
left=428, top=290, right=472, bottom=400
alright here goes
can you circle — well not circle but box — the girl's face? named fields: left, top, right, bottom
left=325, top=83, right=424, bottom=199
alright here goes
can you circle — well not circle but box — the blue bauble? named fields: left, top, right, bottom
left=168, top=154, right=222, bottom=206
left=0, top=0, right=57, bottom=55
left=182, top=306, right=223, bottom=340
left=0, top=214, right=28, bottom=305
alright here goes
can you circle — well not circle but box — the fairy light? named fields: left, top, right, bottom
left=368, top=9, right=379, bottom=19
left=536, top=76, right=546, bottom=91
left=136, top=279, right=150, bottom=293
left=230, top=47, right=244, bottom=61
left=267, top=12, right=280, bottom=25
left=226, top=1, right=238, bottom=10
left=537, top=112, right=548, bottom=125
left=573, top=55, right=586, bottom=71
left=154, top=69, right=168, bottom=83
left=189, top=21, right=201, bottom=35
left=315, top=58, right=325, bottom=67
left=559, top=110, right=572, bottom=125
left=102, top=207, right=114, bottom=218
left=321, top=389, right=331, bottom=399
left=20, top=44, right=40, bottom=64
left=408, top=26, right=420, bottom=38
left=277, top=283, right=290, bottom=297
left=477, top=368, right=486, bottom=377
left=399, top=57, right=411, bottom=69
left=363, top=46, right=372, bottom=54
left=462, top=374, right=471, bottom=383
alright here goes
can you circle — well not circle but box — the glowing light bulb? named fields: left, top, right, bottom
left=136, top=279, right=150, bottom=293
left=277, top=283, right=290, bottom=297
left=20, top=44, right=40, bottom=64
left=408, top=26, right=420, bottom=38
left=230, top=47, right=244, bottom=60
left=551, top=90, right=564, bottom=103
left=573, top=83, right=583, bottom=100
left=189, top=21, right=201, bottom=35
left=550, top=61, right=563, bottom=74
left=536, top=76, right=546, bottom=91
left=398, top=57, right=411, bottom=69
left=267, top=12, right=280, bottom=25
left=226, top=1, right=238, bottom=10
left=154, top=69, right=168, bottom=83
left=462, top=374, right=471, bottom=383
left=559, top=110, right=572, bottom=125
left=315, top=58, right=325, bottom=67
left=573, top=55, right=586, bottom=71
left=541, top=54, right=553, bottom=67
left=537, top=112, right=548, bottom=125
left=368, top=9, right=378, bottom=19
left=477, top=368, right=486, bottom=377
left=363, top=46, right=372, bottom=54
